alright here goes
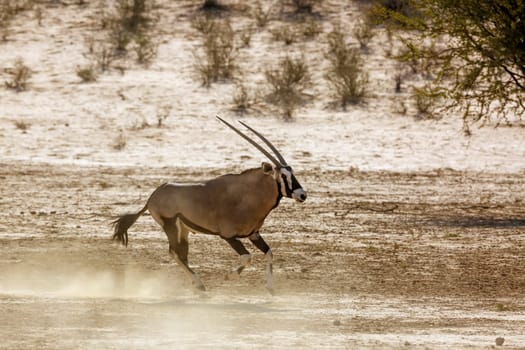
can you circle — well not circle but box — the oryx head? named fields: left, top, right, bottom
left=217, top=116, right=307, bottom=203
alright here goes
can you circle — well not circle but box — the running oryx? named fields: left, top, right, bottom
left=112, top=117, right=307, bottom=293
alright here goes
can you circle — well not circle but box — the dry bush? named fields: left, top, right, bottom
left=325, top=25, right=368, bottom=109
left=84, top=40, right=116, bottom=72
left=90, top=0, right=158, bottom=71
left=272, top=19, right=321, bottom=45
left=285, top=0, right=320, bottom=14
left=112, top=131, right=127, bottom=150
left=5, top=58, right=32, bottom=92
left=133, top=31, right=157, bottom=66
left=14, top=120, right=30, bottom=131
left=265, top=56, right=311, bottom=120
left=200, top=0, right=228, bottom=12
left=156, top=104, right=172, bottom=127
left=191, top=14, right=217, bottom=35
left=194, top=19, right=237, bottom=86
left=299, top=17, right=322, bottom=39
left=113, top=0, right=153, bottom=35
left=232, top=84, right=256, bottom=115
left=0, top=0, right=34, bottom=40
left=76, top=65, right=98, bottom=82
left=271, top=25, right=296, bottom=45
left=353, top=18, right=375, bottom=50
left=239, top=27, right=253, bottom=47
left=253, top=2, right=271, bottom=27
left=412, top=87, right=439, bottom=119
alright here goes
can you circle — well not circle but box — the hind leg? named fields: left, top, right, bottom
left=162, top=217, right=205, bottom=291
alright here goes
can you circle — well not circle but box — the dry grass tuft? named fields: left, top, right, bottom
left=5, top=58, right=32, bottom=92
left=76, top=65, right=98, bottom=83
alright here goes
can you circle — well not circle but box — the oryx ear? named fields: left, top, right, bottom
left=261, top=162, right=274, bottom=175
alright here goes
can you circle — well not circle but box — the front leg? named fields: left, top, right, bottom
left=224, top=237, right=251, bottom=280
left=249, top=232, right=274, bottom=294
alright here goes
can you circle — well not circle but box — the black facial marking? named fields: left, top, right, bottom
left=281, top=174, right=293, bottom=197
left=290, top=173, right=302, bottom=191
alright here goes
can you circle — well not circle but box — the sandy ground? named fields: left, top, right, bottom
left=1, top=0, right=525, bottom=349
left=1, top=163, right=525, bottom=349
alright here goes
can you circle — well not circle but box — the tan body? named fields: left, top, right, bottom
left=148, top=168, right=279, bottom=239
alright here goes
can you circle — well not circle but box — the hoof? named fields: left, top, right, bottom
left=266, top=286, right=275, bottom=296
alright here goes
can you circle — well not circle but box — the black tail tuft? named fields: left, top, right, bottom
left=111, top=210, right=144, bottom=247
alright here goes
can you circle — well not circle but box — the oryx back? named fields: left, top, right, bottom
left=147, top=167, right=279, bottom=239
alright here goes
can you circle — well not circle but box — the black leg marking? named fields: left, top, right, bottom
left=225, top=237, right=250, bottom=256
left=224, top=237, right=251, bottom=279
left=249, top=232, right=270, bottom=254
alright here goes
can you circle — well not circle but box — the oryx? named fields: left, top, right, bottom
left=111, top=116, right=307, bottom=293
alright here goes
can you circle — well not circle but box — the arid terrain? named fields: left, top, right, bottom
left=1, top=0, right=525, bottom=349
left=1, top=163, right=525, bottom=349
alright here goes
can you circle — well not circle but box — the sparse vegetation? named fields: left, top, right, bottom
left=353, top=18, right=375, bottom=50
left=85, top=41, right=115, bottom=72
left=83, top=0, right=158, bottom=75
left=271, top=25, right=296, bottom=45
left=200, top=0, right=227, bottom=12
left=0, top=0, right=34, bottom=41
left=253, top=2, right=271, bottom=28
left=113, top=131, right=127, bottom=150
left=194, top=18, right=237, bottom=86
left=5, top=58, right=32, bottom=92
left=76, top=65, right=98, bottom=83
left=299, top=17, right=322, bottom=39
left=412, top=87, right=439, bottom=119
left=368, top=0, right=419, bottom=27
left=265, top=56, right=311, bottom=120
left=191, top=14, right=217, bottom=35
left=325, top=25, right=368, bottom=109
left=239, top=27, right=253, bottom=47
left=133, top=31, right=157, bottom=66
left=286, top=0, right=319, bottom=14
left=14, top=120, right=30, bottom=131
left=232, top=84, right=255, bottom=115
left=156, top=104, right=172, bottom=128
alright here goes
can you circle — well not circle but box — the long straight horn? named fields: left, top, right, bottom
left=216, top=116, right=281, bottom=166
left=238, top=120, right=288, bottom=166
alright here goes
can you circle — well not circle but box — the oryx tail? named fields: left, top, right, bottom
left=111, top=203, right=148, bottom=247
